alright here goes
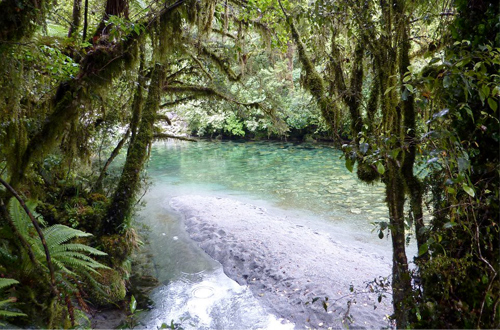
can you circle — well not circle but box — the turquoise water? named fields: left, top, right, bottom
left=148, top=140, right=388, bottom=232
left=137, top=140, right=392, bottom=329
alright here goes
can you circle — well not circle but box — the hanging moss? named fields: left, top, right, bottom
left=357, top=162, right=380, bottom=184
left=288, top=19, right=337, bottom=133
left=0, top=0, right=46, bottom=45
left=366, top=72, right=380, bottom=132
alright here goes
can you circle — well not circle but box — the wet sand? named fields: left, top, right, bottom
left=171, top=195, right=394, bottom=329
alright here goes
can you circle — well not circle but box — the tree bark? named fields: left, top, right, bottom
left=103, top=64, right=164, bottom=235
left=384, top=162, right=413, bottom=327
left=92, top=128, right=130, bottom=193
left=399, top=18, right=426, bottom=256
left=68, top=0, right=82, bottom=38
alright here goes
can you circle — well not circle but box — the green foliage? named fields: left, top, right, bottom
left=0, top=278, right=26, bottom=323
left=409, top=2, right=500, bottom=327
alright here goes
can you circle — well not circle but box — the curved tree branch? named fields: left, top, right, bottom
left=0, top=178, right=59, bottom=297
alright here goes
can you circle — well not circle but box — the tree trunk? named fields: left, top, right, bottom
left=103, top=63, right=164, bottom=235
left=384, top=161, right=413, bottom=327
left=82, top=0, right=89, bottom=41
left=92, top=128, right=130, bottom=193
left=68, top=0, right=82, bottom=38
left=93, top=0, right=129, bottom=40
left=399, top=19, right=426, bottom=255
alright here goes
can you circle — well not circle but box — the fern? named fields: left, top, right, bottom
left=35, top=224, right=109, bottom=276
left=0, top=278, right=18, bottom=291
left=8, top=200, right=109, bottom=292
left=0, top=278, right=26, bottom=322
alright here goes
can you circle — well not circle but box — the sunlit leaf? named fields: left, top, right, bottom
left=376, top=162, right=385, bottom=175
left=462, top=184, right=475, bottom=197
left=443, top=222, right=457, bottom=229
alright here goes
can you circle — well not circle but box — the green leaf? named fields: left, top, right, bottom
left=462, top=184, right=475, bottom=197
left=482, top=85, right=490, bottom=98
left=359, top=143, right=369, bottom=154
left=487, top=97, right=498, bottom=111
left=443, top=221, right=456, bottom=229
left=376, top=162, right=385, bottom=175
left=404, top=84, right=414, bottom=93
left=418, top=243, right=429, bottom=256
left=384, top=85, right=396, bottom=95
left=443, top=75, right=451, bottom=88
left=345, top=157, right=354, bottom=173
left=130, top=295, right=137, bottom=313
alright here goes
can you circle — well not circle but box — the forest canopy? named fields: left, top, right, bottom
left=0, top=0, right=498, bottom=328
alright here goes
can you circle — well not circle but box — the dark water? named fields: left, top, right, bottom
left=136, top=140, right=393, bottom=329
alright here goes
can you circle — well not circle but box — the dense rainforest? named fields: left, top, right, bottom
left=0, top=0, right=498, bottom=328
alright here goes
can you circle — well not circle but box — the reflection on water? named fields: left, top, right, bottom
left=136, top=140, right=390, bottom=329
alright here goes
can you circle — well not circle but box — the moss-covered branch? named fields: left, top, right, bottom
left=199, top=45, right=241, bottom=82
left=8, top=0, right=185, bottom=191
left=92, top=128, right=131, bottom=193
left=104, top=63, right=165, bottom=235
left=155, top=114, right=172, bottom=125
left=285, top=17, right=337, bottom=135
left=164, top=85, right=261, bottom=108
left=160, top=96, right=196, bottom=108
left=153, top=133, right=197, bottom=142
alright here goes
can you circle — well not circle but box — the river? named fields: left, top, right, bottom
left=134, top=140, right=407, bottom=329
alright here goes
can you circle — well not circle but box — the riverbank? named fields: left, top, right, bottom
left=170, top=195, right=394, bottom=329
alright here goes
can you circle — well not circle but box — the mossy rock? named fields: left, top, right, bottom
left=86, top=268, right=127, bottom=306
left=99, top=234, right=133, bottom=266
left=357, top=162, right=380, bottom=184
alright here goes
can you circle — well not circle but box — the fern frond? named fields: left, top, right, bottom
left=54, top=274, right=78, bottom=294
left=0, top=278, right=18, bottom=290
left=0, top=279, right=26, bottom=320
left=50, top=243, right=107, bottom=256
left=43, top=225, right=92, bottom=247
left=56, top=254, right=107, bottom=272
left=0, top=309, right=27, bottom=317
left=0, top=245, right=18, bottom=264
left=8, top=199, right=31, bottom=239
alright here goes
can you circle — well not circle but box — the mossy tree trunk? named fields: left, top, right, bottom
left=398, top=17, right=426, bottom=256
left=103, top=63, right=165, bottom=235
left=68, top=0, right=82, bottom=38
left=384, top=160, right=413, bottom=326
left=282, top=1, right=418, bottom=326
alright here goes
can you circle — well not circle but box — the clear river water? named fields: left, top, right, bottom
left=134, top=140, right=401, bottom=329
